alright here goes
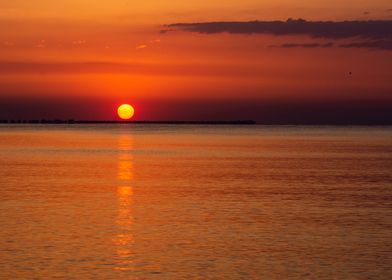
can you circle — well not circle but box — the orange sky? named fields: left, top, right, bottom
left=0, top=0, right=391, bottom=122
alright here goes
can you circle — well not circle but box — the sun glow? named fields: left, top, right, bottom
left=117, top=104, right=135, bottom=120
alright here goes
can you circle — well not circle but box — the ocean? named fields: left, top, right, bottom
left=0, top=124, right=391, bottom=279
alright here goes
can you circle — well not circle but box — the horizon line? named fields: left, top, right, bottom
left=1, top=119, right=392, bottom=126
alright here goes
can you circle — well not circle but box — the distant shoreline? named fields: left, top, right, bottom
left=1, top=120, right=391, bottom=126
left=0, top=120, right=256, bottom=125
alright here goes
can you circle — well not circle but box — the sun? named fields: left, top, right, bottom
left=117, top=104, right=135, bottom=120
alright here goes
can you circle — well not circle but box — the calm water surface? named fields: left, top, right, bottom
left=0, top=125, right=391, bottom=279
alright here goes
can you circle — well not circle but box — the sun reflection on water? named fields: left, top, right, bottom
left=113, top=134, right=135, bottom=273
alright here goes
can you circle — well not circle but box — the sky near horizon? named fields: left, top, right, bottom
left=0, top=0, right=391, bottom=122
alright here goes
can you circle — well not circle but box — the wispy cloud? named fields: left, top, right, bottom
left=272, top=40, right=392, bottom=51
left=339, top=40, right=392, bottom=50
left=276, top=42, right=334, bottom=48
left=135, top=39, right=161, bottom=50
left=72, top=39, right=87, bottom=45
left=136, top=44, right=147, bottom=50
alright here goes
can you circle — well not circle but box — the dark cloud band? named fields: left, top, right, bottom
left=166, top=19, right=392, bottom=40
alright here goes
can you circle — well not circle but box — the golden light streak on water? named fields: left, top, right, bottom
left=113, top=134, right=135, bottom=272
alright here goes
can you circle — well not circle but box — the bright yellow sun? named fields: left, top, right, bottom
left=117, top=104, right=135, bottom=120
